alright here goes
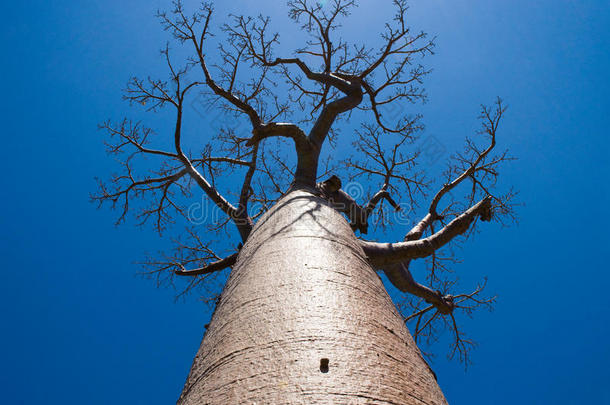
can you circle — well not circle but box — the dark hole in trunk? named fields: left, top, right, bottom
left=320, top=358, right=329, bottom=373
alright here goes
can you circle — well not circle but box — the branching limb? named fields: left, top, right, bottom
left=308, top=81, right=363, bottom=148
left=356, top=0, right=434, bottom=133
left=226, top=1, right=365, bottom=184
left=92, top=162, right=189, bottom=232
left=362, top=196, right=492, bottom=267
left=429, top=99, right=507, bottom=216
left=97, top=31, right=257, bottom=239
left=385, top=262, right=455, bottom=314
left=158, top=2, right=263, bottom=127
left=141, top=227, right=234, bottom=300
left=173, top=100, right=253, bottom=241
left=381, top=208, right=453, bottom=316
left=237, top=144, right=258, bottom=213
left=365, top=188, right=400, bottom=215
left=99, top=119, right=178, bottom=159
left=175, top=252, right=238, bottom=276
left=396, top=98, right=512, bottom=253
left=247, top=122, right=308, bottom=149
left=359, top=0, right=433, bottom=79
left=400, top=279, right=495, bottom=366
left=287, top=0, right=356, bottom=73
left=93, top=118, right=192, bottom=233
left=378, top=103, right=510, bottom=359
left=347, top=123, right=426, bottom=211
left=319, top=179, right=401, bottom=235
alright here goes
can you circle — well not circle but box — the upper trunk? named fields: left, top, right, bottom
left=177, top=189, right=448, bottom=404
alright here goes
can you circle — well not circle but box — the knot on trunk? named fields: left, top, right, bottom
left=317, top=175, right=369, bottom=234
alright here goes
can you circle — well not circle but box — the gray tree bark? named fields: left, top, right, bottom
left=177, top=189, right=448, bottom=405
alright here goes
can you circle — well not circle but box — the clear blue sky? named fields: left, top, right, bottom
left=1, top=1, right=609, bottom=404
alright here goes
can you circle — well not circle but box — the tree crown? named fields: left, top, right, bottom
left=93, top=0, right=518, bottom=366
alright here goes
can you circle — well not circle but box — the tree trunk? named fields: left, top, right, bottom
left=177, top=189, right=448, bottom=404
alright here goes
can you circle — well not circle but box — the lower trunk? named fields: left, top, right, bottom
left=177, top=189, right=448, bottom=404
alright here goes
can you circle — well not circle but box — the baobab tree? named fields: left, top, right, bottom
left=93, top=0, right=516, bottom=403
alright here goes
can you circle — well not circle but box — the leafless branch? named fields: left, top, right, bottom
left=175, top=252, right=238, bottom=276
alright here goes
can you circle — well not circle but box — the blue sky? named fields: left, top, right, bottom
left=1, top=1, right=609, bottom=404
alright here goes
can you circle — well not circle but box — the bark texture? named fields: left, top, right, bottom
left=177, top=189, right=448, bottom=405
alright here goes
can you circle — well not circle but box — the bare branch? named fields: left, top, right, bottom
left=429, top=98, right=507, bottom=216
left=247, top=122, right=308, bottom=148
left=365, top=189, right=400, bottom=215
left=385, top=262, right=455, bottom=314
left=362, top=196, right=492, bottom=267
left=175, top=252, right=238, bottom=276
left=158, top=2, right=263, bottom=128
left=400, top=279, right=495, bottom=367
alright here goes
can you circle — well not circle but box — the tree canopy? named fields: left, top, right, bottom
left=93, top=0, right=517, bottom=366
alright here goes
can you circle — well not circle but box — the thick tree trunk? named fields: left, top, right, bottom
left=177, top=189, right=448, bottom=404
